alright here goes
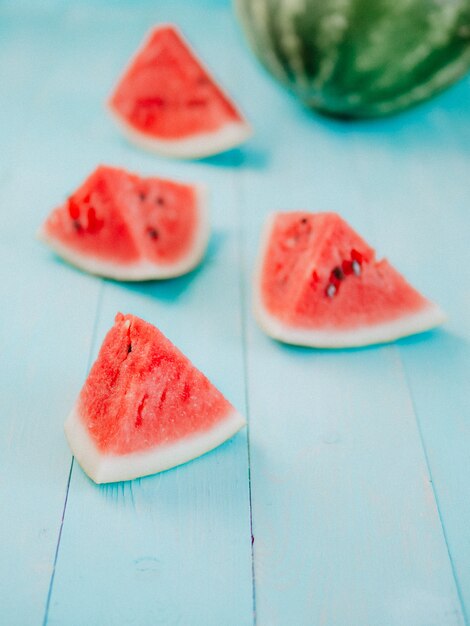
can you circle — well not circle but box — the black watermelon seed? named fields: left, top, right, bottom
left=332, top=266, right=344, bottom=281
left=147, top=227, right=159, bottom=240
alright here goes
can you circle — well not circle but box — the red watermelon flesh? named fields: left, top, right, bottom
left=255, top=212, right=445, bottom=348
left=39, top=165, right=209, bottom=280
left=108, top=25, right=251, bottom=158
left=65, top=313, right=245, bottom=483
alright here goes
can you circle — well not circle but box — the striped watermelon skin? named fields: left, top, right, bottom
left=235, top=0, right=470, bottom=118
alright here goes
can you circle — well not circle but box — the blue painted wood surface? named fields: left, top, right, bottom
left=0, top=1, right=469, bottom=624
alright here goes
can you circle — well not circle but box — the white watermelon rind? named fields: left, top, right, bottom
left=37, top=185, right=210, bottom=281
left=64, top=404, right=246, bottom=484
left=108, top=111, right=252, bottom=160
left=254, top=296, right=446, bottom=348
left=107, top=24, right=252, bottom=159
left=253, top=214, right=447, bottom=348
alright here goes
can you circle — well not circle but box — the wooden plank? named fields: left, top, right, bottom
left=3, top=1, right=469, bottom=624
left=43, top=3, right=254, bottom=625
left=233, top=33, right=466, bottom=623
left=343, top=80, right=470, bottom=620
left=0, top=4, right=65, bottom=174
left=379, top=86, right=470, bottom=621
left=0, top=6, right=106, bottom=626
left=45, top=183, right=253, bottom=624
left=0, top=216, right=101, bottom=626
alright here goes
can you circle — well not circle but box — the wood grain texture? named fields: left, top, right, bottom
left=0, top=6, right=103, bottom=624
left=233, top=22, right=469, bottom=623
left=44, top=151, right=254, bottom=626
left=0, top=1, right=469, bottom=625
left=345, top=84, right=470, bottom=623
left=36, top=3, right=254, bottom=626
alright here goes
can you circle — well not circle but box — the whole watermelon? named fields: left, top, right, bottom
left=234, top=0, right=470, bottom=118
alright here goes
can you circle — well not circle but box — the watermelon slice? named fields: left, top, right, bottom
left=65, top=313, right=246, bottom=483
left=108, top=25, right=252, bottom=159
left=254, top=212, right=446, bottom=348
left=38, top=165, right=209, bottom=281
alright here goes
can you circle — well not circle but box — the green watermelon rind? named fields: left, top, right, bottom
left=37, top=184, right=210, bottom=281
left=108, top=24, right=252, bottom=158
left=253, top=213, right=446, bottom=348
left=235, top=0, right=470, bottom=118
left=65, top=404, right=246, bottom=484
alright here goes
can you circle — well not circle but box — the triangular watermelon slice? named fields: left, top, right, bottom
left=108, top=25, right=252, bottom=159
left=254, top=212, right=446, bottom=348
left=38, top=165, right=209, bottom=281
left=65, top=313, right=246, bottom=483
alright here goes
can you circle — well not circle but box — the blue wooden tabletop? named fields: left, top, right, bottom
left=1, top=1, right=469, bottom=624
